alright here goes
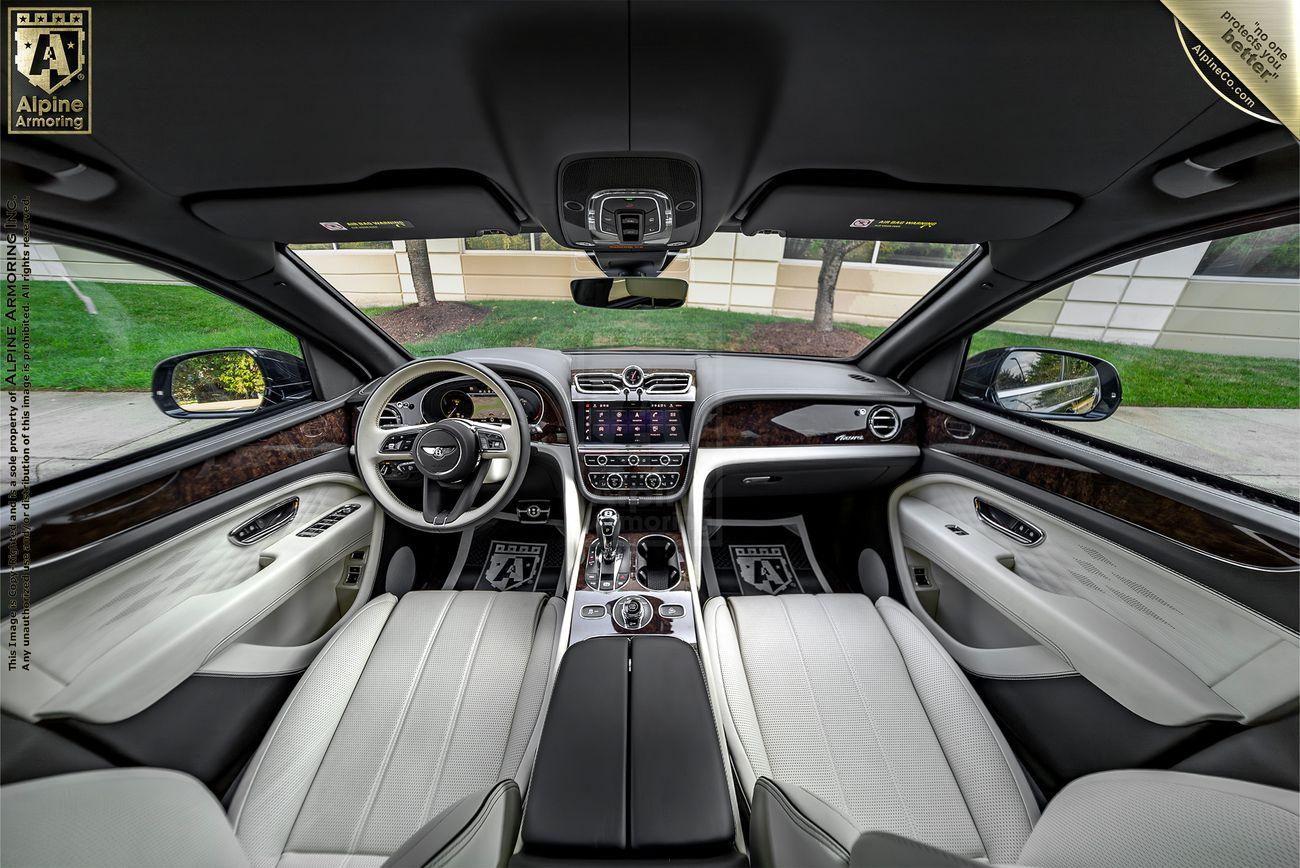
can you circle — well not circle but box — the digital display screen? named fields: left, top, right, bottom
left=465, top=388, right=509, bottom=423
left=580, top=401, right=687, bottom=444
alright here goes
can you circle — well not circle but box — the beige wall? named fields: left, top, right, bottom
left=298, top=248, right=412, bottom=307
left=992, top=240, right=1299, bottom=358
left=775, top=260, right=951, bottom=325
left=32, top=242, right=186, bottom=285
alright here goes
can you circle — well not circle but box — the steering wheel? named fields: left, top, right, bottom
left=355, top=358, right=530, bottom=532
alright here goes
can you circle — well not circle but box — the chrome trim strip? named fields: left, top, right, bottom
left=228, top=496, right=300, bottom=546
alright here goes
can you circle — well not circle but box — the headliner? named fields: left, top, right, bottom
left=4, top=0, right=1296, bottom=284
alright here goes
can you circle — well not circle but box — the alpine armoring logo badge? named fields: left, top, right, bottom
left=8, top=7, right=91, bottom=134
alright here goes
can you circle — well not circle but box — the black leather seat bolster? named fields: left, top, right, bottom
left=385, top=779, right=521, bottom=868
left=749, top=777, right=850, bottom=868
left=849, top=832, right=983, bottom=867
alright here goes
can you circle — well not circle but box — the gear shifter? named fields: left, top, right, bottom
left=597, top=507, right=621, bottom=562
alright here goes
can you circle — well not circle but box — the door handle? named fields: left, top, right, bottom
left=973, top=497, right=1044, bottom=547
left=229, top=497, right=300, bottom=545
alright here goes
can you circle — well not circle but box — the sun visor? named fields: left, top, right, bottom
left=190, top=177, right=521, bottom=243
left=742, top=176, right=1074, bottom=242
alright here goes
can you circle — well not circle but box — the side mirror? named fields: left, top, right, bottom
left=152, top=348, right=313, bottom=419
left=959, top=347, right=1122, bottom=421
left=571, top=277, right=687, bottom=310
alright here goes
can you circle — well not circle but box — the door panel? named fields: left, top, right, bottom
left=27, top=408, right=351, bottom=564
left=891, top=474, right=1298, bottom=726
left=3, top=474, right=377, bottom=724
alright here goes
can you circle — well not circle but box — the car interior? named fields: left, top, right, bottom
left=2, top=2, right=1298, bottom=867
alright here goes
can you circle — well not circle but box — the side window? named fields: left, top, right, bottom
left=961, top=224, right=1299, bottom=500
left=28, top=240, right=309, bottom=485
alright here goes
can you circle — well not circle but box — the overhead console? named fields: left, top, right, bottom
left=571, top=365, right=694, bottom=503
left=555, top=155, right=704, bottom=267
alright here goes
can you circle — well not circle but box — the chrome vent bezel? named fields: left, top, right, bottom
left=378, top=404, right=403, bottom=429
left=866, top=405, right=902, bottom=441
left=642, top=372, right=693, bottom=394
left=573, top=370, right=695, bottom=395
left=572, top=372, right=623, bottom=394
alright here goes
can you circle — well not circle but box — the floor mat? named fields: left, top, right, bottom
left=703, top=517, right=831, bottom=597
left=478, top=541, right=547, bottom=591
left=444, top=518, right=565, bottom=595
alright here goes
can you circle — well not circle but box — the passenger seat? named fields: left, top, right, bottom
left=702, top=594, right=1300, bottom=867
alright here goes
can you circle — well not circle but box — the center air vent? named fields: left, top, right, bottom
left=573, top=372, right=623, bottom=394
left=866, top=406, right=901, bottom=441
left=643, top=372, right=693, bottom=394
left=378, top=404, right=403, bottom=429
left=573, top=370, right=695, bottom=394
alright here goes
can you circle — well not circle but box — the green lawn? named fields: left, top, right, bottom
left=969, top=329, right=1300, bottom=409
left=30, top=280, right=299, bottom=391
left=379, top=299, right=882, bottom=355
left=27, top=281, right=1298, bottom=409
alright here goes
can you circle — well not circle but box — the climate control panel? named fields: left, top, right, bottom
left=577, top=448, right=689, bottom=499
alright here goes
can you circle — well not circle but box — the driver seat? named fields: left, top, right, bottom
left=1, top=590, right=564, bottom=868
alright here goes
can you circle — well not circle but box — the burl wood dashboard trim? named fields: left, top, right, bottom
left=926, top=410, right=1300, bottom=571
left=29, top=408, right=351, bottom=562
left=697, top=399, right=919, bottom=448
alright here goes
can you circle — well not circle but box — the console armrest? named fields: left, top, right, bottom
left=522, top=637, right=736, bottom=859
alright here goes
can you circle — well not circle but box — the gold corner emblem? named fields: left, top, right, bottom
left=13, top=9, right=85, bottom=94
left=8, top=7, right=92, bottom=134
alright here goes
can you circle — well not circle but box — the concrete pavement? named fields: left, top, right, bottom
left=24, top=391, right=223, bottom=483
left=15, top=392, right=1300, bottom=499
left=1092, top=407, right=1299, bottom=499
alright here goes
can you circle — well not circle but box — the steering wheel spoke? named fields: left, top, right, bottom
left=460, top=419, right=512, bottom=460
left=367, top=422, right=434, bottom=464
left=424, top=462, right=492, bottom=526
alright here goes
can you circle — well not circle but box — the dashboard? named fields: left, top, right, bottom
left=376, top=350, right=920, bottom=504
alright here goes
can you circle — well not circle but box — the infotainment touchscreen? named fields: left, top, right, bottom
left=579, top=401, right=687, bottom=444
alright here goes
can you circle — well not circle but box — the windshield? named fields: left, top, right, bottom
left=293, top=232, right=975, bottom=358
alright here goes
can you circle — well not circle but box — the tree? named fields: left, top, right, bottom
left=406, top=239, right=437, bottom=305
left=812, top=239, right=871, bottom=332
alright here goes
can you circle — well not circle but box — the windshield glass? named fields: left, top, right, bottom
left=293, top=232, right=975, bottom=358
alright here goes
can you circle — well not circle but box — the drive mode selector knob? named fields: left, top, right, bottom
left=606, top=473, right=624, bottom=489
left=644, top=473, right=662, bottom=489
left=613, top=595, right=650, bottom=630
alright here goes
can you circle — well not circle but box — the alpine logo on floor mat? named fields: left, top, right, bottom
left=480, top=542, right=547, bottom=591
left=730, top=545, right=800, bottom=595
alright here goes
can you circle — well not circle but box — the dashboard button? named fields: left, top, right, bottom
left=606, top=473, right=624, bottom=490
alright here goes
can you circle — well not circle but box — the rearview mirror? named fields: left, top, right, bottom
left=959, top=347, right=1122, bottom=421
left=571, top=277, right=687, bottom=310
left=152, top=348, right=313, bottom=418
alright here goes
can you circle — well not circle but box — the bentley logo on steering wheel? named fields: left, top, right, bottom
left=422, top=445, right=457, bottom=460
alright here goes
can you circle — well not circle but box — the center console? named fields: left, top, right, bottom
left=570, top=507, right=696, bottom=645
left=572, top=365, right=694, bottom=502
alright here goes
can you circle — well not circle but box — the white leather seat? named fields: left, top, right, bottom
left=702, top=593, right=1300, bottom=867
left=2, top=591, right=563, bottom=868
